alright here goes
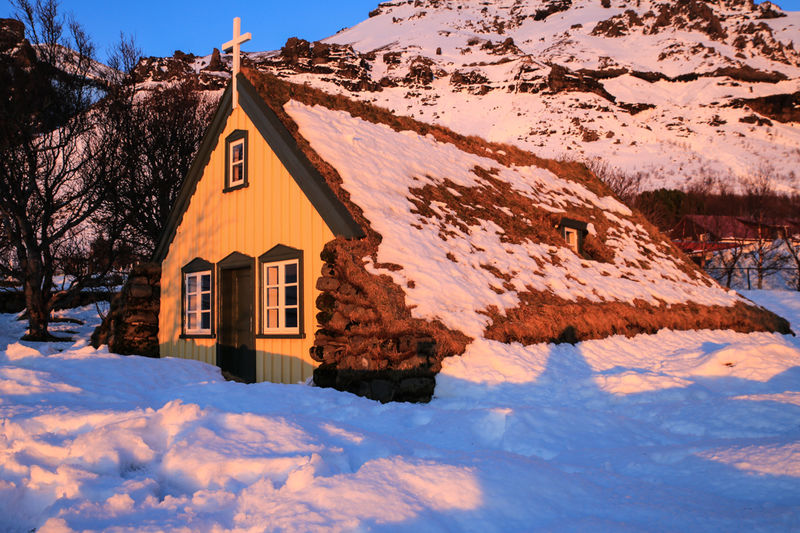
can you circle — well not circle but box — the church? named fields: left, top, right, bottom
left=153, top=20, right=789, bottom=401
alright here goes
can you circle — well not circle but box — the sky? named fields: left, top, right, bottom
left=2, top=0, right=799, bottom=63
left=1, top=0, right=380, bottom=62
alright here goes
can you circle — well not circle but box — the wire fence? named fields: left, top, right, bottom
left=704, top=267, right=800, bottom=291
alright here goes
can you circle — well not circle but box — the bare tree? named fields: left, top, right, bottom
left=741, top=168, right=787, bottom=289
left=0, top=0, right=120, bottom=339
left=111, top=81, right=215, bottom=256
left=586, top=158, right=643, bottom=205
left=780, top=227, right=800, bottom=291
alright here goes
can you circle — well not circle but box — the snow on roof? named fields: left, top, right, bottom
left=241, top=68, right=789, bottom=343
left=285, top=100, right=738, bottom=336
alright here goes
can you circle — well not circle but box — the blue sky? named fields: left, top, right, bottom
left=2, top=0, right=379, bottom=61
left=3, top=0, right=799, bottom=63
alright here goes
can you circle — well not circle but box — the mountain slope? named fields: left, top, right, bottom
left=313, top=0, right=800, bottom=193
left=11, top=0, right=797, bottom=193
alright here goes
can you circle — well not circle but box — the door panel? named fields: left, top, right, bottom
left=218, top=266, right=255, bottom=383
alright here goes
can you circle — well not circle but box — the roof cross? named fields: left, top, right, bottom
left=222, top=17, right=251, bottom=109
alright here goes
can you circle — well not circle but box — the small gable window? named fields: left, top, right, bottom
left=564, top=227, right=579, bottom=253
left=182, top=258, right=214, bottom=337
left=259, top=245, right=303, bottom=338
left=224, top=130, right=248, bottom=191
left=558, top=217, right=588, bottom=255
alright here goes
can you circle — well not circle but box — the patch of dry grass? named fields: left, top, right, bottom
left=483, top=292, right=792, bottom=345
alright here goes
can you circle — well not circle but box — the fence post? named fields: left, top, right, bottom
left=746, top=267, right=751, bottom=290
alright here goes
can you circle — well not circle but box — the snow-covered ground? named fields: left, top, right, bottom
left=1, top=293, right=799, bottom=531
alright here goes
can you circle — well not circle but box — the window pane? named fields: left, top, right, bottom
left=267, top=287, right=279, bottom=307
left=201, top=312, right=211, bottom=330
left=267, top=309, right=279, bottom=328
left=187, top=275, right=196, bottom=293
left=232, top=142, right=243, bottom=163
left=187, top=294, right=197, bottom=312
left=232, top=163, right=243, bottom=183
left=267, top=266, right=278, bottom=286
left=285, top=263, right=297, bottom=284
left=187, top=313, right=197, bottom=330
left=285, top=307, right=298, bottom=328
left=285, top=285, right=297, bottom=306
left=201, top=274, right=211, bottom=292
left=201, top=293, right=210, bottom=311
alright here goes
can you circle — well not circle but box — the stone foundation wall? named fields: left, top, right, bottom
left=91, top=263, right=161, bottom=357
left=310, top=240, right=469, bottom=403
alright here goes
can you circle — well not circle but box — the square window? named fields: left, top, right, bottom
left=261, top=256, right=301, bottom=336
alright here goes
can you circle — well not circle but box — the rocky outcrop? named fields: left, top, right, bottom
left=547, top=64, right=616, bottom=103
left=481, top=37, right=521, bottom=56
left=272, top=37, right=381, bottom=92
left=451, top=69, right=491, bottom=94
left=733, top=92, right=800, bottom=123
left=0, top=18, right=24, bottom=52
left=533, top=0, right=572, bottom=22
left=651, top=0, right=727, bottom=41
left=592, top=10, right=645, bottom=37
left=0, top=17, right=35, bottom=67
left=91, top=263, right=161, bottom=357
left=202, top=48, right=224, bottom=72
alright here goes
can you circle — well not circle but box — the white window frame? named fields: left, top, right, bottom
left=229, top=138, right=245, bottom=187
left=564, top=228, right=579, bottom=253
left=262, top=259, right=300, bottom=335
left=185, top=271, right=212, bottom=335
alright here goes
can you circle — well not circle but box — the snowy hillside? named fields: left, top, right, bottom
left=21, top=0, right=795, bottom=194
left=188, top=0, right=796, bottom=194
left=314, top=0, right=800, bottom=193
left=1, top=293, right=799, bottom=531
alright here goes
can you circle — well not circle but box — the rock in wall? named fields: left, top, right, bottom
left=310, top=239, right=470, bottom=403
left=91, top=263, right=161, bottom=357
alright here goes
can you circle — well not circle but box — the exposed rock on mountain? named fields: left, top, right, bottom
left=733, top=90, right=800, bottom=122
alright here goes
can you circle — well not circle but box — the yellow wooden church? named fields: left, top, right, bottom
left=154, top=21, right=362, bottom=384
left=153, top=20, right=788, bottom=397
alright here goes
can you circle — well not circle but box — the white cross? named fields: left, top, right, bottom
left=222, top=17, right=252, bottom=109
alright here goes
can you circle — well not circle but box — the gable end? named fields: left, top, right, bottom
left=153, top=86, right=234, bottom=262
left=153, top=75, right=363, bottom=264
left=236, top=74, right=364, bottom=240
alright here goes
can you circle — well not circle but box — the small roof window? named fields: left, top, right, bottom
left=557, top=217, right=588, bottom=255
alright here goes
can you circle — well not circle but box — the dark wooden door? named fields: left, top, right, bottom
left=218, top=266, right=255, bottom=383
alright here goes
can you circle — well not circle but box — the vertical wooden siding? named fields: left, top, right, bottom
left=159, top=106, right=335, bottom=383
